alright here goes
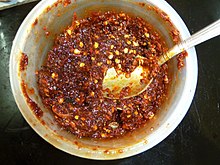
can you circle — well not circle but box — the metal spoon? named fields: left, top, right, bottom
left=102, top=19, right=220, bottom=99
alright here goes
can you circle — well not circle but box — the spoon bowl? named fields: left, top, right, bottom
left=103, top=66, right=152, bottom=99
left=103, top=19, right=220, bottom=99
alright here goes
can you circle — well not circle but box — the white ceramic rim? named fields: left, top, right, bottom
left=9, top=0, right=198, bottom=160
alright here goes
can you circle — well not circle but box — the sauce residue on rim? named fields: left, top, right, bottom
left=21, top=80, right=43, bottom=118
left=19, top=53, right=28, bottom=72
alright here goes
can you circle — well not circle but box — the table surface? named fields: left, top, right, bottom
left=0, top=0, right=220, bottom=164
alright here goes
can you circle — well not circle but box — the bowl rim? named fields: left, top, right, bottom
left=9, top=0, right=198, bottom=160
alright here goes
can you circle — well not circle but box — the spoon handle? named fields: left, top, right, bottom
left=159, top=19, right=220, bottom=65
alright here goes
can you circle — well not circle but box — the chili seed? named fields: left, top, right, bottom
left=116, top=69, right=122, bottom=75
left=90, top=91, right=95, bottom=97
left=115, top=58, right=120, bottom=64
left=133, top=41, right=139, bottom=46
left=97, top=62, right=103, bottom=66
left=79, top=62, right=85, bottom=67
left=129, top=49, right=134, bottom=54
left=126, top=40, right=131, bottom=45
left=79, top=42, right=84, bottom=48
left=124, top=34, right=129, bottom=38
left=66, top=29, right=72, bottom=35
left=74, top=49, right=81, bottom=54
left=107, top=60, right=112, bottom=64
left=164, top=75, right=169, bottom=83
left=109, top=34, right=115, bottom=39
left=75, top=20, right=80, bottom=26
left=119, top=13, right=125, bottom=17
left=115, top=50, right=120, bottom=55
left=111, top=107, right=115, bottom=113
left=117, top=107, right=122, bottom=111
left=101, top=133, right=107, bottom=138
left=109, top=122, right=119, bottom=129
left=70, top=122, right=76, bottom=128
left=117, top=64, right=122, bottom=69
left=108, top=54, right=114, bottom=60
left=51, top=72, right=58, bottom=79
left=58, top=98, right=64, bottom=104
left=123, top=48, right=128, bottom=54
left=94, top=35, right=99, bottom=39
left=93, top=125, right=98, bottom=131
left=144, top=32, right=150, bottom=38
left=125, top=73, right=131, bottom=78
left=104, top=21, right=108, bottom=25
left=148, top=112, right=154, bottom=119
left=134, top=111, right=138, bottom=115
left=94, top=42, right=99, bottom=49
left=75, top=98, right=80, bottom=102
left=104, top=128, right=111, bottom=133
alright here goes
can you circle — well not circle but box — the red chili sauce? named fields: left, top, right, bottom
left=37, top=11, right=185, bottom=138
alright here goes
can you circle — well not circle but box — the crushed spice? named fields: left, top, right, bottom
left=37, top=11, right=184, bottom=139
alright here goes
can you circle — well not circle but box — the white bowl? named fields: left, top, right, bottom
left=10, top=0, right=198, bottom=160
